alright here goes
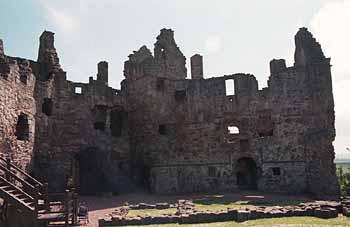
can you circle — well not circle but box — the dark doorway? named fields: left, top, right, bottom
left=110, top=108, right=125, bottom=137
left=139, top=163, right=151, bottom=191
left=42, top=98, right=53, bottom=116
left=92, top=105, right=107, bottom=131
left=236, top=157, right=258, bottom=190
left=15, top=113, right=29, bottom=140
left=74, top=148, right=109, bottom=195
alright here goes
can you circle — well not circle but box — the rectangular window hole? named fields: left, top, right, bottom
left=228, top=126, right=239, bottom=134
left=157, top=78, right=165, bottom=90
left=158, top=125, right=167, bottom=135
left=208, top=166, right=217, bottom=177
left=272, top=167, right=281, bottom=176
left=42, top=98, right=53, bottom=116
left=20, top=74, right=27, bottom=84
left=94, top=122, right=106, bottom=131
left=16, top=113, right=29, bottom=140
left=225, top=79, right=235, bottom=95
left=74, top=87, right=82, bottom=94
left=175, top=90, right=186, bottom=102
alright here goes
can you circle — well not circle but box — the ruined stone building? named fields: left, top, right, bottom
left=0, top=28, right=339, bottom=198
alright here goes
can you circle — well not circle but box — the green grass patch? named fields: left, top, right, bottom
left=192, top=194, right=313, bottom=211
left=337, top=163, right=350, bottom=174
left=246, top=215, right=350, bottom=226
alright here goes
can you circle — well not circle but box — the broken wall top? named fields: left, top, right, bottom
left=38, top=31, right=61, bottom=68
left=294, top=27, right=326, bottom=66
left=0, top=39, right=4, bottom=56
left=124, top=29, right=187, bottom=81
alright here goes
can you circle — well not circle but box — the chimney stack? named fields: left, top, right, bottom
left=190, top=54, right=203, bottom=79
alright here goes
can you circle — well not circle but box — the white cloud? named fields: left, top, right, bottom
left=310, top=0, right=350, bottom=81
left=38, top=0, right=79, bottom=33
left=204, top=36, right=223, bottom=54
left=48, top=8, right=78, bottom=33
left=310, top=0, right=350, bottom=159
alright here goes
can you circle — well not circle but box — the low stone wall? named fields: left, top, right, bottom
left=128, top=202, right=173, bottom=210
left=99, top=199, right=350, bottom=227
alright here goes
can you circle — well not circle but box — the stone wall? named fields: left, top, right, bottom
left=30, top=32, right=132, bottom=193
left=0, top=46, right=36, bottom=170
left=0, top=27, right=339, bottom=198
left=124, top=28, right=339, bottom=198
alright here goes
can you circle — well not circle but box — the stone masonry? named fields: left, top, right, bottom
left=0, top=27, right=340, bottom=199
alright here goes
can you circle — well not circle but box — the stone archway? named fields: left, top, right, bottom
left=236, top=157, right=258, bottom=190
left=73, top=147, right=109, bottom=195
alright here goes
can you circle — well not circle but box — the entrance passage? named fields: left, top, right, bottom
left=236, top=157, right=258, bottom=190
left=74, top=148, right=108, bottom=195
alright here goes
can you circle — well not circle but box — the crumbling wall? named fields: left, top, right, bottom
left=0, top=43, right=36, bottom=170
left=0, top=27, right=338, bottom=198
left=31, top=32, right=132, bottom=193
left=125, top=28, right=339, bottom=198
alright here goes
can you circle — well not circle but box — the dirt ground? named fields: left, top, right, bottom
left=79, top=191, right=314, bottom=227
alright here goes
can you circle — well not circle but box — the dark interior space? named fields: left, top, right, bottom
left=42, top=97, right=53, bottom=116
left=92, top=105, right=108, bottom=131
left=110, top=108, right=125, bottom=137
left=257, top=111, right=274, bottom=137
left=74, top=148, right=109, bottom=195
left=15, top=113, right=29, bottom=140
left=236, top=157, right=258, bottom=190
left=175, top=90, right=186, bottom=101
left=158, top=124, right=167, bottom=135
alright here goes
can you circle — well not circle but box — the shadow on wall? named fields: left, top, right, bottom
left=72, top=147, right=111, bottom=195
left=236, top=157, right=258, bottom=190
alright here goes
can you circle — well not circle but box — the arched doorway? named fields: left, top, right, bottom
left=73, top=148, right=109, bottom=195
left=236, top=157, right=258, bottom=190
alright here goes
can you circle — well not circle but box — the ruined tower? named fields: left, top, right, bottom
left=154, top=28, right=187, bottom=79
left=190, top=54, right=203, bottom=79
left=97, top=61, right=108, bottom=85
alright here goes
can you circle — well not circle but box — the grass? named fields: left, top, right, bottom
left=127, top=208, right=177, bottom=217
left=119, top=216, right=350, bottom=227
left=337, top=163, right=350, bottom=174
left=246, top=215, right=350, bottom=226
left=192, top=194, right=313, bottom=211
left=124, top=194, right=315, bottom=218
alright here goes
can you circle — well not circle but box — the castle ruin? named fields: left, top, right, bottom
left=0, top=28, right=340, bottom=199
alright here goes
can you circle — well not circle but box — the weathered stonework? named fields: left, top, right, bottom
left=0, top=27, right=339, bottom=198
left=100, top=200, right=347, bottom=226
left=0, top=39, right=4, bottom=56
left=0, top=53, right=36, bottom=170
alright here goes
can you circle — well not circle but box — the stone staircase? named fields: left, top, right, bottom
left=0, top=157, right=78, bottom=227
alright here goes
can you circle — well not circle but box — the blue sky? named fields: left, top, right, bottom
left=1, top=0, right=349, bottom=158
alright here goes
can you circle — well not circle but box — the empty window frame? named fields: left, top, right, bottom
left=272, top=167, right=281, bottom=176
left=175, top=90, right=186, bottom=102
left=74, top=87, right=82, bottom=94
left=158, top=124, right=167, bottom=135
left=42, top=98, right=53, bottom=116
left=227, top=126, right=239, bottom=134
left=208, top=166, right=217, bottom=177
left=257, top=111, right=274, bottom=137
left=20, top=73, right=27, bottom=84
left=110, top=109, right=124, bottom=137
left=15, top=113, right=29, bottom=140
left=92, top=105, right=107, bottom=131
left=225, top=79, right=235, bottom=95
left=157, top=78, right=165, bottom=90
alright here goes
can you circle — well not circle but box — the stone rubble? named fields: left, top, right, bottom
left=100, top=200, right=350, bottom=226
